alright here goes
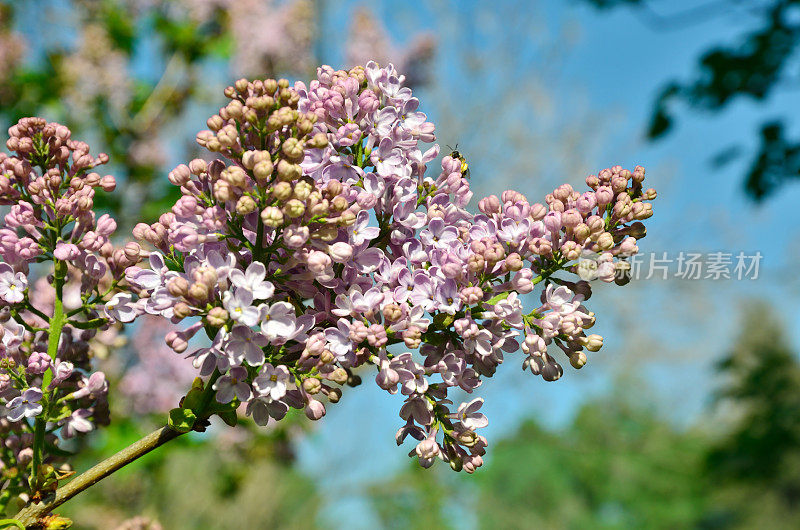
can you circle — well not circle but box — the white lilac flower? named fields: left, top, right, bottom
left=228, top=261, right=275, bottom=300
left=253, top=363, right=292, bottom=401
left=456, top=398, right=488, bottom=430
left=260, top=302, right=298, bottom=343
left=104, top=292, right=138, bottom=322
left=6, top=387, right=43, bottom=421
left=0, top=263, right=26, bottom=304
left=223, top=288, right=261, bottom=327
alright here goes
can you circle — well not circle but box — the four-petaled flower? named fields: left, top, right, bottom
left=104, top=292, right=139, bottom=322
left=455, top=398, right=488, bottom=430
left=253, top=363, right=292, bottom=401
left=229, top=262, right=275, bottom=300
left=223, top=288, right=261, bottom=327
left=214, top=367, right=252, bottom=403
left=6, top=387, right=43, bottom=421
left=0, top=263, right=26, bottom=304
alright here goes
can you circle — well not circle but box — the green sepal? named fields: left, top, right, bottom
left=433, top=313, right=455, bottom=329
left=168, top=408, right=197, bottom=433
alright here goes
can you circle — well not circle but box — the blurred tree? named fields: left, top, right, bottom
left=704, top=302, right=800, bottom=528
left=582, top=0, right=800, bottom=201
left=369, top=382, right=710, bottom=529
left=475, top=392, right=708, bottom=529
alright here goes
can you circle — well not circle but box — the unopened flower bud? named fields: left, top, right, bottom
left=167, top=276, right=189, bottom=297
left=307, top=132, right=328, bottom=149
left=188, top=282, right=210, bottom=302
left=303, top=378, right=322, bottom=394
left=224, top=166, right=248, bottom=188
left=293, top=179, right=313, bottom=201
left=254, top=208, right=281, bottom=231
left=173, top=302, right=193, bottom=319
left=382, top=303, right=402, bottom=322
left=329, top=241, right=353, bottom=263
left=276, top=159, right=301, bottom=182
left=284, top=199, right=305, bottom=218
left=581, top=334, right=603, bottom=352
left=202, top=307, right=227, bottom=328
left=189, top=158, right=207, bottom=175
left=324, top=195, right=346, bottom=213
left=100, top=175, right=116, bottom=192
left=236, top=195, right=257, bottom=215
left=569, top=351, right=588, bottom=369
left=596, top=232, right=614, bottom=250
left=281, top=138, right=305, bottom=162
left=504, top=252, right=523, bottom=271
left=330, top=368, right=348, bottom=385
left=253, top=159, right=274, bottom=184
left=327, top=388, right=342, bottom=403
left=305, top=399, right=326, bottom=420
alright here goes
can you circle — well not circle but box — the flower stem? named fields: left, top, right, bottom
left=15, top=370, right=221, bottom=527
left=31, top=260, right=67, bottom=489
left=14, top=426, right=185, bottom=528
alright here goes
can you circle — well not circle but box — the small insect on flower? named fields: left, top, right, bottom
left=447, top=144, right=470, bottom=179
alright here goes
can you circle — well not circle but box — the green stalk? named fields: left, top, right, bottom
left=31, top=260, right=66, bottom=489
left=14, top=426, right=184, bottom=528
left=15, top=370, right=222, bottom=527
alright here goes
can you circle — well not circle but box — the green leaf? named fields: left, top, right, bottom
left=181, top=387, right=204, bottom=413
left=218, top=409, right=238, bottom=427
left=168, top=408, right=197, bottom=433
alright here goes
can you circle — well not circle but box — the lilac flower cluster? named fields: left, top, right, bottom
left=125, top=62, right=657, bottom=473
left=0, top=118, right=128, bottom=497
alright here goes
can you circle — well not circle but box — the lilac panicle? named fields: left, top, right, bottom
left=0, top=118, right=129, bottom=496
left=126, top=62, right=657, bottom=473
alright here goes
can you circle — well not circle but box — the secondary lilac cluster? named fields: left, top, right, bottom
left=0, top=118, right=127, bottom=497
left=124, top=62, right=656, bottom=472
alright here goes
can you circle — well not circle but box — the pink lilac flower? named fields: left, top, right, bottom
left=60, top=409, right=94, bottom=439
left=0, top=118, right=124, bottom=493
left=229, top=261, right=275, bottom=300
